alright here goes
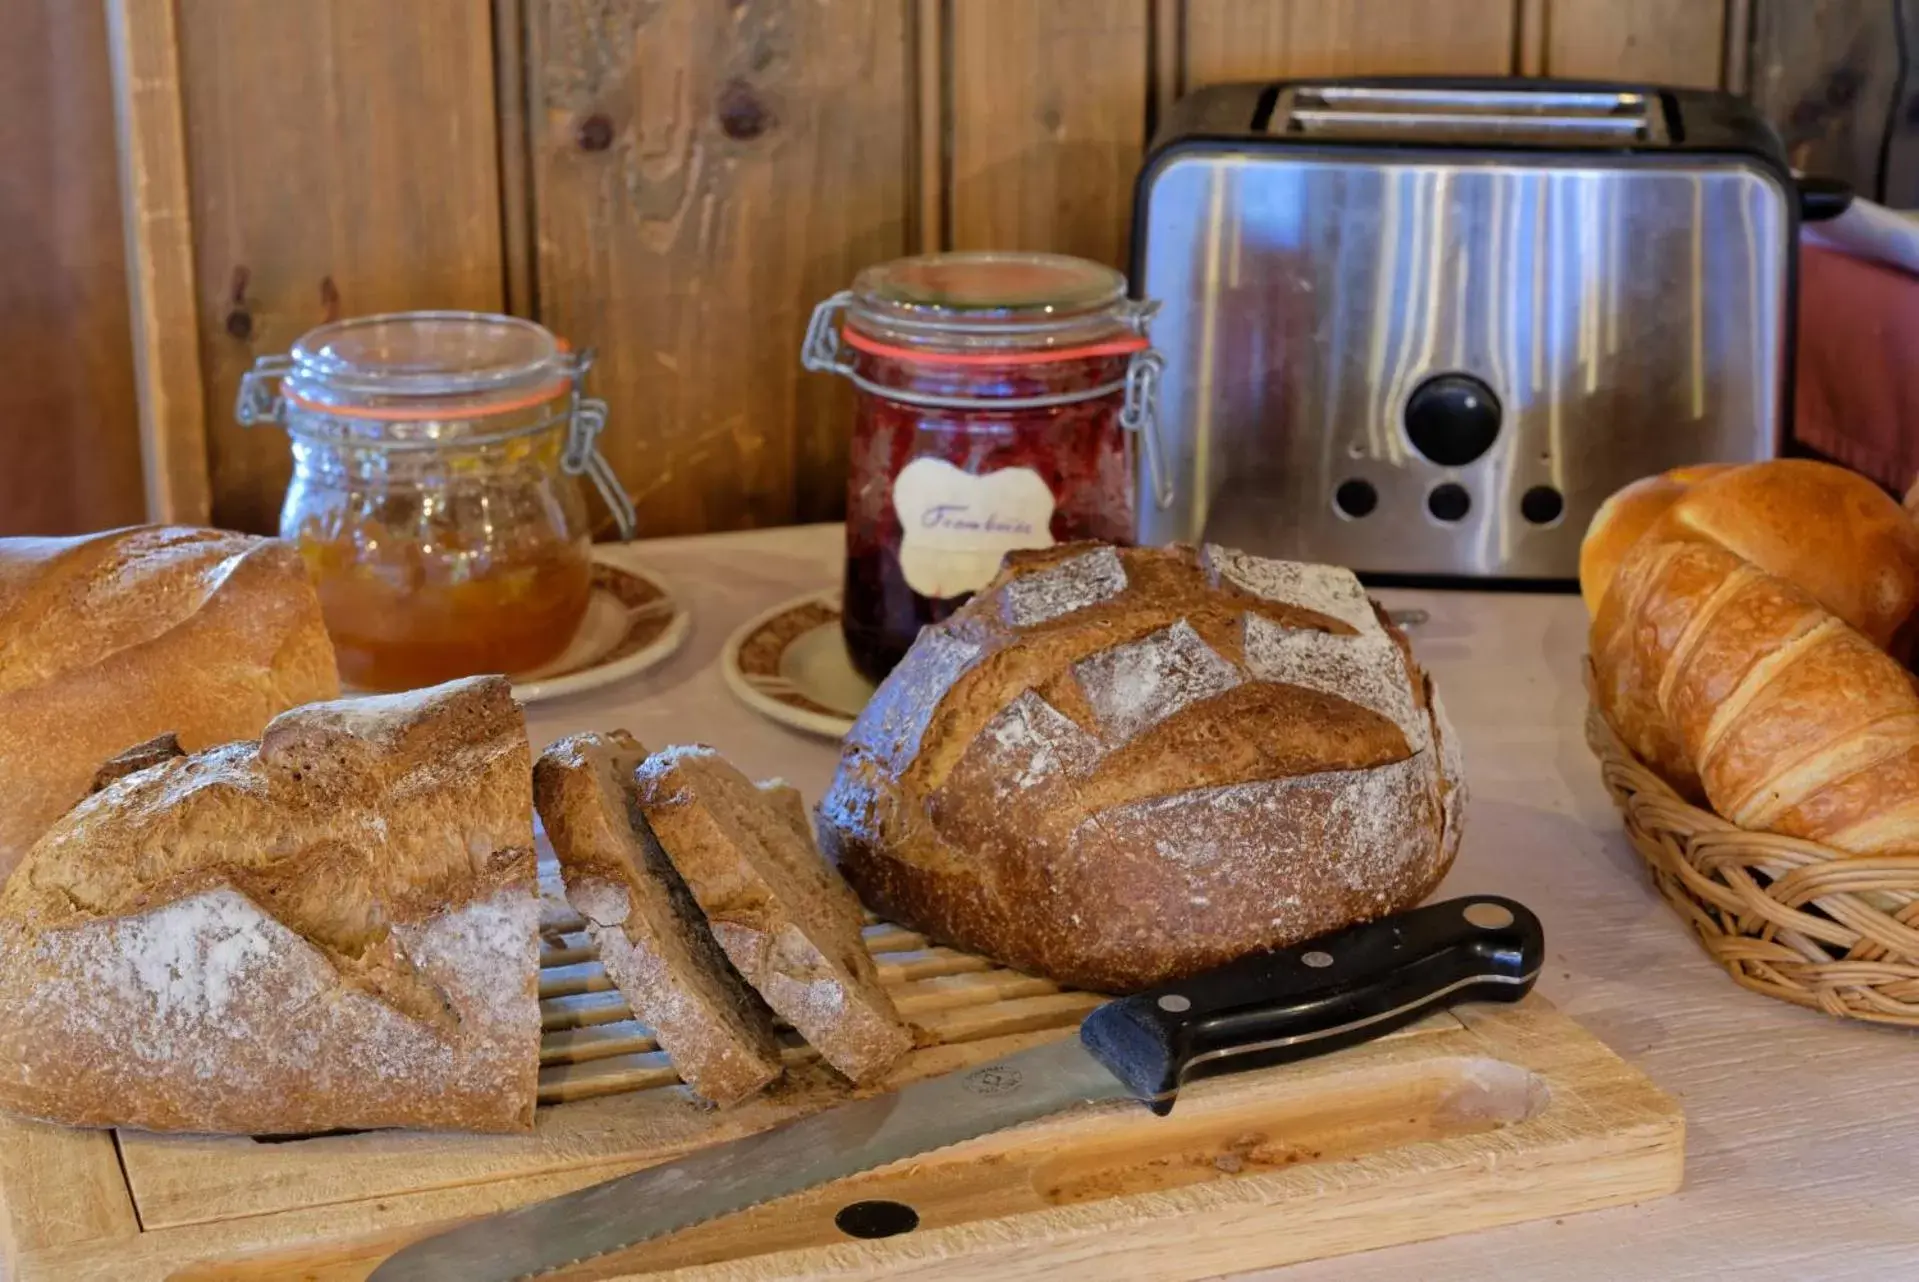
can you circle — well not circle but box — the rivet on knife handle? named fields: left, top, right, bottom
left=1078, top=896, right=1545, bottom=1114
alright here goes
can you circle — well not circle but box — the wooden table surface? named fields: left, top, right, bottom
left=529, top=525, right=1919, bottom=1282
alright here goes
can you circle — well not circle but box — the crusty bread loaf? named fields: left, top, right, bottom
left=0, top=526, right=339, bottom=881
left=535, top=732, right=785, bottom=1107
left=633, top=747, right=913, bottom=1085
left=1593, top=538, right=1919, bottom=853
left=0, top=676, right=540, bottom=1134
left=818, top=542, right=1464, bottom=994
left=1579, top=460, right=1919, bottom=652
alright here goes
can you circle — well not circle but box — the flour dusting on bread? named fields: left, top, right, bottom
left=1242, top=613, right=1427, bottom=750
left=3, top=881, right=538, bottom=1132
left=980, top=690, right=1105, bottom=794
left=396, top=885, right=541, bottom=1038
left=849, top=630, right=983, bottom=772
left=1202, top=543, right=1382, bottom=636
left=1073, top=619, right=1243, bottom=742
left=1085, top=752, right=1439, bottom=898
left=1001, top=545, right=1128, bottom=628
left=90, top=889, right=275, bottom=1027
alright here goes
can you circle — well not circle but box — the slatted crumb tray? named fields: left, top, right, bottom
left=0, top=877, right=1685, bottom=1282
left=531, top=896, right=1096, bottom=1108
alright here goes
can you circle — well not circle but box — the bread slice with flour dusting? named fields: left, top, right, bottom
left=535, top=731, right=785, bottom=1107
left=0, top=676, right=539, bottom=1135
left=633, top=746, right=913, bottom=1085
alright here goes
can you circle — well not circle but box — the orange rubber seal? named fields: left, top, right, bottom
left=284, top=376, right=573, bottom=423
left=840, top=328, right=1148, bottom=367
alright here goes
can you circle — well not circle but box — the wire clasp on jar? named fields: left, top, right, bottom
left=800, top=292, right=1174, bottom=512
left=236, top=355, right=295, bottom=426
left=557, top=349, right=639, bottom=542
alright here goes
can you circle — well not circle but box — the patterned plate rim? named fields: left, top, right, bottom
left=719, top=590, right=863, bottom=739
left=510, top=553, right=691, bottom=704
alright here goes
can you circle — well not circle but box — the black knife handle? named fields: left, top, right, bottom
left=1078, top=896, right=1543, bottom=1114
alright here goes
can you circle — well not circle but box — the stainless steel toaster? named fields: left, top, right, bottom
left=1131, top=80, right=1801, bottom=583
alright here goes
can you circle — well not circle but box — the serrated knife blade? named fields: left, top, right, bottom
left=373, top=1037, right=1127, bottom=1282
left=369, top=895, right=1544, bottom=1281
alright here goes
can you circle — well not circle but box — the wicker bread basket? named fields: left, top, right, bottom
left=1585, top=683, right=1919, bottom=1026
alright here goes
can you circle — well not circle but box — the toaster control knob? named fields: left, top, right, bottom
left=1405, top=374, right=1501, bottom=467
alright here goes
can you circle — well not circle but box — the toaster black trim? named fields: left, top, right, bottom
left=1148, top=77, right=1791, bottom=167
left=1247, top=83, right=1281, bottom=135
left=1356, top=572, right=1579, bottom=596
left=1130, top=76, right=1804, bottom=460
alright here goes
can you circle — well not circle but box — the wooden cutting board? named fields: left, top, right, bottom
left=0, top=891, right=1683, bottom=1282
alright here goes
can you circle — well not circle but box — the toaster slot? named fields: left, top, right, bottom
left=1273, top=85, right=1667, bottom=146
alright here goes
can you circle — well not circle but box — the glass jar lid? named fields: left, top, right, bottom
left=843, top=252, right=1146, bottom=354
left=237, top=309, right=641, bottom=539
left=281, top=311, right=575, bottom=420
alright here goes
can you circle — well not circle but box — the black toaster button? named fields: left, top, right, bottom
left=1521, top=485, right=1565, bottom=526
left=1405, top=373, right=1501, bottom=467
left=1334, top=478, right=1378, bottom=519
left=1427, top=482, right=1471, bottom=523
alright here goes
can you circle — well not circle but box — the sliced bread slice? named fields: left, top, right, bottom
left=633, top=746, right=914, bottom=1084
left=756, top=778, right=813, bottom=843
left=534, top=732, right=784, bottom=1107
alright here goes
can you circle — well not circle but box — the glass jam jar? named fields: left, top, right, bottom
left=803, top=252, right=1167, bottom=684
left=236, top=311, right=636, bottom=692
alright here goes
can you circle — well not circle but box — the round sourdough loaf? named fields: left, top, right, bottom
left=817, top=542, right=1464, bottom=993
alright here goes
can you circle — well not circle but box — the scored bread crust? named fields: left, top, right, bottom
left=818, top=542, right=1464, bottom=994
left=0, top=676, right=540, bottom=1135
left=535, top=732, right=786, bottom=1107
left=0, top=526, right=340, bottom=882
left=633, top=747, right=913, bottom=1085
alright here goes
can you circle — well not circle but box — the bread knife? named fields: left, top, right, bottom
left=370, top=895, right=1543, bottom=1282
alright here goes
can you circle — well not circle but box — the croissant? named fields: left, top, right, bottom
left=1580, top=459, right=1919, bottom=655
left=1592, top=537, right=1919, bottom=854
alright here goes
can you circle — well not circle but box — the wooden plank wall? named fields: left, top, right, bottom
left=19, top=0, right=1917, bottom=538
left=526, top=0, right=911, bottom=536
left=0, top=0, right=146, bottom=537
left=176, top=0, right=506, bottom=535
left=1748, top=0, right=1914, bottom=205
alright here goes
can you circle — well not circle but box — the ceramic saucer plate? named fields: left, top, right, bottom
left=721, top=591, right=873, bottom=739
left=508, top=552, right=690, bottom=704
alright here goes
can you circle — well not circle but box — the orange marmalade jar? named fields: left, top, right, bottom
left=237, top=312, right=636, bottom=692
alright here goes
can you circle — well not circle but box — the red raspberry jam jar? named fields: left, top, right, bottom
left=803, top=252, right=1167, bottom=684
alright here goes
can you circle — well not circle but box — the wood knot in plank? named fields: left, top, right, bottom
left=225, top=265, right=254, bottom=340
left=576, top=112, right=616, bottom=152
left=717, top=78, right=772, bottom=141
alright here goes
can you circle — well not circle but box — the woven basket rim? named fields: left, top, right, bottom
left=1583, top=658, right=1919, bottom=1027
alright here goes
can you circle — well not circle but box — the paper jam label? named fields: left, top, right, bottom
left=892, top=458, right=1057, bottom=599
